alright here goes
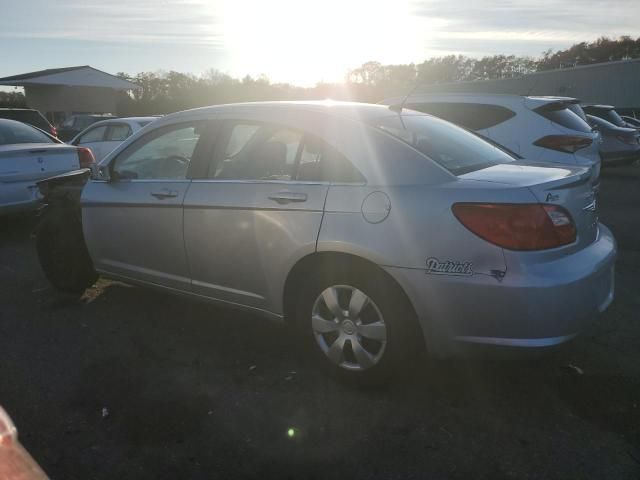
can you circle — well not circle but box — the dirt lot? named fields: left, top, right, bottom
left=1, top=171, right=639, bottom=480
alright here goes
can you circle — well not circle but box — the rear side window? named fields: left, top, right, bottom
left=107, top=124, right=132, bottom=141
left=374, top=114, right=515, bottom=175
left=407, top=102, right=515, bottom=130
left=536, top=106, right=592, bottom=133
left=211, top=123, right=302, bottom=180
left=209, top=121, right=363, bottom=183
left=0, top=120, right=53, bottom=145
left=296, top=136, right=363, bottom=183
left=78, top=126, right=108, bottom=144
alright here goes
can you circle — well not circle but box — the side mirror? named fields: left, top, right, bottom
left=89, top=163, right=112, bottom=182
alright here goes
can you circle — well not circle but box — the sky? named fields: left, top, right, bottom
left=1, top=0, right=639, bottom=86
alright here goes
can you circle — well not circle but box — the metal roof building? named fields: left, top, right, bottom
left=417, top=59, right=640, bottom=115
left=0, top=66, right=140, bottom=124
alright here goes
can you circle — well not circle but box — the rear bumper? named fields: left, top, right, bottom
left=0, top=181, right=41, bottom=214
left=385, top=224, right=617, bottom=355
left=601, top=149, right=640, bottom=165
left=0, top=181, right=41, bottom=215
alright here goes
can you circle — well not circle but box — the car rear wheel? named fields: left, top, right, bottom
left=36, top=206, right=97, bottom=294
left=296, top=262, right=422, bottom=384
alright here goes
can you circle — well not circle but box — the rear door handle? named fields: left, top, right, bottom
left=150, top=189, right=179, bottom=199
left=268, top=191, right=308, bottom=204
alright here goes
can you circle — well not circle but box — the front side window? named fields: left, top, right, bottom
left=211, top=123, right=302, bottom=180
left=112, top=123, right=202, bottom=180
left=78, top=126, right=107, bottom=144
left=375, top=114, right=516, bottom=175
left=107, top=124, right=132, bottom=141
left=408, top=102, right=515, bottom=130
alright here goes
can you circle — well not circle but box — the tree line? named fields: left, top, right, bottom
left=1, top=36, right=638, bottom=114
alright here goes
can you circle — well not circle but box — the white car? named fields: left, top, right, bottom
left=380, top=94, right=602, bottom=184
left=0, top=119, right=93, bottom=214
left=69, top=117, right=158, bottom=162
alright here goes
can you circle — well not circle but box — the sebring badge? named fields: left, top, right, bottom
left=425, top=257, right=474, bottom=276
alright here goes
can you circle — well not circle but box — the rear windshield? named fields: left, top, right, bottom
left=374, top=114, right=516, bottom=175
left=0, top=120, right=54, bottom=145
left=0, top=110, right=50, bottom=130
left=587, top=114, right=617, bottom=130
left=536, top=106, right=592, bottom=133
left=599, top=109, right=626, bottom=128
left=567, top=104, right=588, bottom=122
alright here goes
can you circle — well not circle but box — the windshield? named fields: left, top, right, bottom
left=0, top=120, right=53, bottom=145
left=374, top=114, right=516, bottom=175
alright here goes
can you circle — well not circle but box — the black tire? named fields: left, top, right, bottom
left=36, top=206, right=97, bottom=294
left=295, top=259, right=423, bottom=385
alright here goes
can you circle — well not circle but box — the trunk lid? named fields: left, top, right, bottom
left=0, top=143, right=80, bottom=182
left=461, top=161, right=599, bottom=248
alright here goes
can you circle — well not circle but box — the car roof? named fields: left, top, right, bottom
left=0, top=108, right=39, bottom=112
left=583, top=105, right=615, bottom=110
left=162, top=101, right=406, bottom=125
left=381, top=92, right=581, bottom=109
left=0, top=118, right=37, bottom=127
left=80, top=116, right=158, bottom=128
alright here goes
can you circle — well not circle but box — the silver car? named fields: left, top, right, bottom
left=36, top=102, right=617, bottom=383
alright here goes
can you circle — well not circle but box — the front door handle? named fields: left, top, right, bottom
left=150, top=189, right=178, bottom=199
left=268, top=191, right=308, bottom=204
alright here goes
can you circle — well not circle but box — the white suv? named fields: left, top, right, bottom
left=380, top=94, right=601, bottom=183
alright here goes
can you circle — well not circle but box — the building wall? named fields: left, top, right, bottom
left=419, top=60, right=640, bottom=114
left=24, top=85, right=118, bottom=120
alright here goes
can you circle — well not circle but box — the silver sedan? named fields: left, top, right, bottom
left=37, top=101, right=617, bottom=383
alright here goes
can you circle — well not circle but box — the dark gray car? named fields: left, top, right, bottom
left=586, top=114, right=640, bottom=165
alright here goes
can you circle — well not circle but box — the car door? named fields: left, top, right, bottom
left=183, top=120, right=332, bottom=313
left=75, top=125, right=108, bottom=160
left=101, top=123, right=133, bottom=161
left=81, top=120, right=211, bottom=290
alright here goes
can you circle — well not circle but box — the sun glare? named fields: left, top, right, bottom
left=219, top=0, right=429, bottom=85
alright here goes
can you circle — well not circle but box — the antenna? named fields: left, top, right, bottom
left=388, top=73, right=423, bottom=113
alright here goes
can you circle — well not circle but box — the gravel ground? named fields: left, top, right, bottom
left=0, top=170, right=639, bottom=480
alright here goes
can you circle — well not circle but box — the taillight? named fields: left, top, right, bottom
left=533, top=135, right=592, bottom=153
left=452, top=203, right=577, bottom=250
left=615, top=133, right=638, bottom=145
left=77, top=147, right=96, bottom=168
